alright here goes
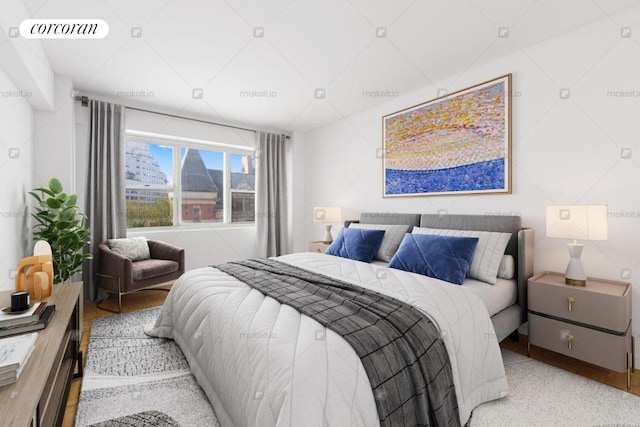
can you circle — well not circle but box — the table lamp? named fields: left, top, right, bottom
left=313, top=207, right=343, bottom=243
left=546, top=205, right=608, bottom=286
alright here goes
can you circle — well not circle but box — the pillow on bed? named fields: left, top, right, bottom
left=412, top=227, right=511, bottom=285
left=348, top=223, right=412, bottom=262
left=389, top=234, right=479, bottom=285
left=325, top=228, right=385, bottom=263
left=107, top=236, right=150, bottom=261
left=497, top=255, right=515, bottom=279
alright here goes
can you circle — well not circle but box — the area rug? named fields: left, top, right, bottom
left=75, top=308, right=219, bottom=427
left=78, top=308, right=640, bottom=426
left=470, top=350, right=640, bottom=426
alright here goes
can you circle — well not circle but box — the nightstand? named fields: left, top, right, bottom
left=527, top=271, right=633, bottom=390
left=309, top=241, right=331, bottom=253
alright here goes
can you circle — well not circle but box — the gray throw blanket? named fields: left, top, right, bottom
left=216, top=259, right=460, bottom=427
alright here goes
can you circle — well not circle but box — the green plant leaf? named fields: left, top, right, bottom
left=37, top=187, right=57, bottom=198
left=46, top=198, right=62, bottom=209
left=49, top=177, right=63, bottom=194
left=28, top=191, right=43, bottom=203
left=31, top=177, right=91, bottom=283
left=35, top=211, right=55, bottom=221
left=60, top=209, right=75, bottom=223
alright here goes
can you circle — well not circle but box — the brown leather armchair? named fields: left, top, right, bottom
left=97, top=239, right=185, bottom=313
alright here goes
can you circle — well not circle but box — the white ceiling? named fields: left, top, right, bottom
left=17, top=0, right=640, bottom=132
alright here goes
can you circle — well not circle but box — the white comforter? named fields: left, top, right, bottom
left=146, top=253, right=507, bottom=426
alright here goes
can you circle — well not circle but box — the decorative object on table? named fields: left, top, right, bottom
left=14, top=241, right=54, bottom=300
left=0, top=301, right=46, bottom=329
left=0, top=305, right=55, bottom=338
left=382, top=74, right=512, bottom=197
left=313, top=207, right=343, bottom=243
left=0, top=332, right=38, bottom=387
left=29, top=177, right=92, bottom=283
left=10, top=291, right=30, bottom=312
left=545, top=205, right=608, bottom=286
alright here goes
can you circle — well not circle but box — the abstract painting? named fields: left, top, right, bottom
left=383, top=74, right=512, bottom=197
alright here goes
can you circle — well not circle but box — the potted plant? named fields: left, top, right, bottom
left=29, top=177, right=92, bottom=283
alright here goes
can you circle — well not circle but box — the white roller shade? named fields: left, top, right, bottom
left=125, top=108, right=255, bottom=149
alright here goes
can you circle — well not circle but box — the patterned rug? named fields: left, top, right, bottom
left=470, top=350, right=640, bottom=426
left=77, top=308, right=640, bottom=426
left=75, top=308, right=219, bottom=427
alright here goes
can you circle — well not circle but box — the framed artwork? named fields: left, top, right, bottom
left=382, top=74, right=512, bottom=197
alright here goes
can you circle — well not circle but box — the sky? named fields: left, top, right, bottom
left=147, top=143, right=244, bottom=185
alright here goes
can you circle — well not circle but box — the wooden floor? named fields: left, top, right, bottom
left=501, top=335, right=639, bottom=396
left=63, top=291, right=639, bottom=425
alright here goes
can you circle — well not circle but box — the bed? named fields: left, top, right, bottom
left=146, top=213, right=534, bottom=426
left=348, top=213, right=535, bottom=342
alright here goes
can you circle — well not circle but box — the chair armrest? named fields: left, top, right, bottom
left=98, top=242, right=132, bottom=290
left=148, top=240, right=185, bottom=273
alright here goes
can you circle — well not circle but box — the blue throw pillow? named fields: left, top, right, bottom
left=325, top=228, right=386, bottom=263
left=389, top=234, right=479, bottom=285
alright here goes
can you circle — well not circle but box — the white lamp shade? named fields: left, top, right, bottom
left=546, top=205, right=608, bottom=241
left=314, top=207, right=343, bottom=223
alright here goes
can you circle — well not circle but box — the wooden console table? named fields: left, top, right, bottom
left=0, top=282, right=83, bottom=427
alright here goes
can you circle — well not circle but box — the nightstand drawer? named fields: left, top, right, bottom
left=308, top=241, right=330, bottom=253
left=528, top=276, right=630, bottom=333
left=528, top=313, right=631, bottom=372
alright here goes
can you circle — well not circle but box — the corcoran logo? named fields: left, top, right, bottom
left=19, top=19, right=109, bottom=39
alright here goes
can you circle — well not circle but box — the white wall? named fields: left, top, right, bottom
left=127, top=227, right=256, bottom=271
left=300, top=8, right=640, bottom=364
left=288, top=131, right=308, bottom=253
left=33, top=76, right=76, bottom=192
left=0, top=67, right=34, bottom=291
left=0, top=0, right=54, bottom=111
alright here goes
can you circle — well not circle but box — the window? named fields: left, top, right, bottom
left=125, top=142, right=173, bottom=227
left=124, top=138, right=256, bottom=228
left=230, top=153, right=255, bottom=223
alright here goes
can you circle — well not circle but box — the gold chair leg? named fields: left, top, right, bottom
left=96, top=281, right=172, bottom=314
left=96, top=273, right=122, bottom=314
left=97, top=292, right=123, bottom=314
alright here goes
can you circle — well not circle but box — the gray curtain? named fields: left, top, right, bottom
left=82, top=101, right=127, bottom=301
left=256, top=132, right=288, bottom=258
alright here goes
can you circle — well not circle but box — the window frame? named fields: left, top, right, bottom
left=124, top=131, right=256, bottom=231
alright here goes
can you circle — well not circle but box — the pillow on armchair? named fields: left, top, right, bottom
left=107, top=237, right=150, bottom=261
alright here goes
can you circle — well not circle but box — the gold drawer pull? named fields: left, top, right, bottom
left=567, top=334, right=574, bottom=350
left=567, top=297, right=574, bottom=312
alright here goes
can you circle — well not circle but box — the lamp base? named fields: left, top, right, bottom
left=565, top=278, right=586, bottom=286
left=322, top=225, right=333, bottom=244
left=564, top=243, right=587, bottom=286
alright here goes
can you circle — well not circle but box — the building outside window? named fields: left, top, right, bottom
left=124, top=139, right=255, bottom=228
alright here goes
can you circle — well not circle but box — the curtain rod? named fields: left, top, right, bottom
left=74, top=95, right=290, bottom=138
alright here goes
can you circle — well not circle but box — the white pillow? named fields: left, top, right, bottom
left=107, top=237, right=150, bottom=261
left=411, top=227, right=511, bottom=284
left=497, top=255, right=515, bottom=279
left=348, top=223, right=412, bottom=262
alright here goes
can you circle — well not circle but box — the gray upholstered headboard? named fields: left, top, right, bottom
left=347, top=213, right=534, bottom=327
